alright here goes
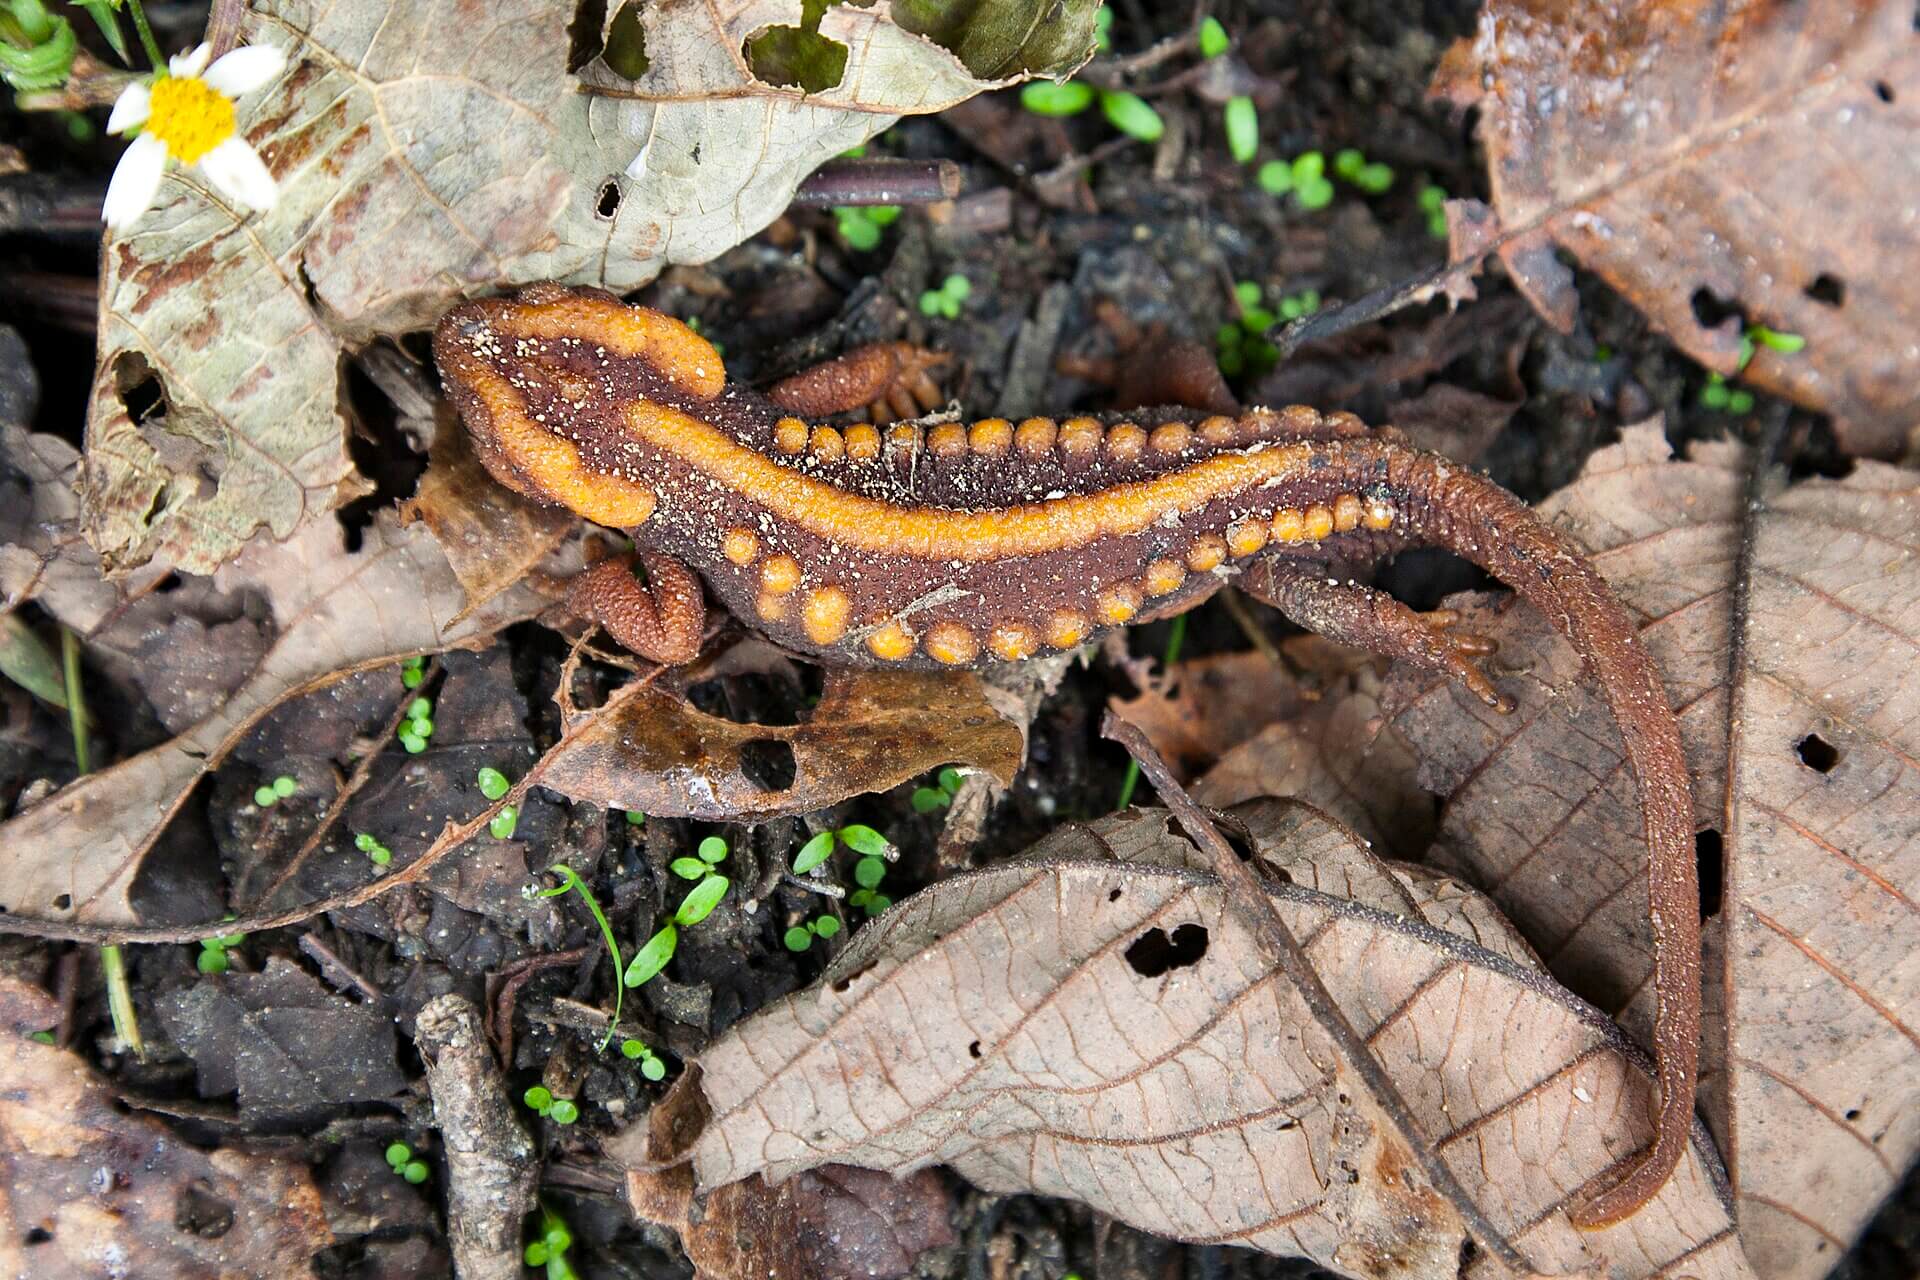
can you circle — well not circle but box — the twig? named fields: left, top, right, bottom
left=415, top=994, right=540, bottom=1280
left=791, top=158, right=962, bottom=207
left=1100, top=712, right=1533, bottom=1276
left=297, top=931, right=383, bottom=1004
left=487, top=946, right=591, bottom=1063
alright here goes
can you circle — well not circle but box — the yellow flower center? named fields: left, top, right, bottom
left=145, top=75, right=236, bottom=166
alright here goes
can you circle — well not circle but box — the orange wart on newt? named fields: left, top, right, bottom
left=432, top=282, right=1701, bottom=1228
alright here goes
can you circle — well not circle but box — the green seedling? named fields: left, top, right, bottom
left=1279, top=289, right=1320, bottom=322
left=1223, top=95, right=1258, bottom=165
left=354, top=831, right=393, bottom=867
left=621, top=1037, right=668, bottom=1081
left=1699, top=372, right=1755, bottom=415
left=384, top=1141, right=430, bottom=1184
left=1257, top=151, right=1333, bottom=209
left=253, top=774, right=297, bottom=807
left=398, top=695, right=434, bottom=753
left=28, top=1029, right=55, bottom=1044
left=671, top=834, right=730, bottom=881
left=623, top=847, right=731, bottom=988
left=523, top=1085, right=579, bottom=1125
left=477, top=766, right=510, bottom=801
left=1217, top=281, right=1281, bottom=379
left=1418, top=184, right=1449, bottom=239
left=527, top=865, right=626, bottom=1052
left=911, top=766, right=965, bottom=813
left=919, top=273, right=973, bottom=319
left=1020, top=79, right=1095, bottom=117
left=399, top=655, right=425, bottom=689
left=624, top=924, right=677, bottom=987
left=1332, top=147, right=1394, bottom=194
left=784, top=913, right=843, bottom=952
left=524, top=1201, right=581, bottom=1280
left=792, top=823, right=895, bottom=875
left=489, top=805, right=519, bottom=840
left=1099, top=90, right=1163, bottom=142
left=195, top=928, right=246, bottom=975
left=1197, top=16, right=1229, bottom=58
left=1738, top=323, right=1806, bottom=371
left=1093, top=4, right=1111, bottom=53
left=832, top=203, right=900, bottom=251
left=625, top=809, right=647, bottom=826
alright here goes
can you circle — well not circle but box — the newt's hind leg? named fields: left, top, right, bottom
left=1239, top=558, right=1511, bottom=711
left=567, top=551, right=706, bottom=666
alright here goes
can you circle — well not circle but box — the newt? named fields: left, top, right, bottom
left=433, top=281, right=1700, bottom=1228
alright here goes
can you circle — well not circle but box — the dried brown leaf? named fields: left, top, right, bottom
left=88, top=0, right=1092, bottom=576
left=1107, top=650, right=1310, bottom=781
left=1432, top=0, right=1920, bottom=456
left=539, top=667, right=1025, bottom=820
left=630, top=803, right=1748, bottom=1279
left=0, top=974, right=334, bottom=1275
left=627, top=1162, right=954, bottom=1280
left=0, top=511, right=555, bottom=926
left=1382, top=422, right=1920, bottom=1277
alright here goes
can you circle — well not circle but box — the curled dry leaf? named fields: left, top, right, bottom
left=1382, top=422, right=1920, bottom=1278
left=539, top=667, right=1024, bottom=820
left=399, top=413, right=575, bottom=620
left=0, top=510, right=558, bottom=927
left=1430, top=0, right=1920, bottom=457
left=0, top=974, right=334, bottom=1275
left=626, top=802, right=1748, bottom=1280
left=627, top=1162, right=954, bottom=1280
left=88, top=0, right=1094, bottom=577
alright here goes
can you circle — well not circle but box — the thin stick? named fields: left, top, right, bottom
left=791, top=158, right=962, bottom=207
left=1101, top=712, right=1532, bottom=1275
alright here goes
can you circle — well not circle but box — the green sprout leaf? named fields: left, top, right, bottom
left=621, top=1038, right=645, bottom=1059
left=854, top=856, right=887, bottom=890
left=548, top=1099, right=579, bottom=1125
left=1100, top=90, right=1164, bottom=142
left=794, top=831, right=836, bottom=874
left=253, top=786, right=277, bottom=807
left=1197, top=16, right=1229, bottom=58
left=403, top=1161, right=429, bottom=1184
left=476, top=767, right=509, bottom=800
left=385, top=1142, right=411, bottom=1169
left=697, top=835, right=729, bottom=864
left=1020, top=79, right=1095, bottom=117
left=488, top=805, right=519, bottom=840
left=674, top=874, right=729, bottom=927
left=1234, top=280, right=1262, bottom=309
left=524, top=1085, right=553, bottom=1112
left=196, top=945, right=229, bottom=975
left=1094, top=4, right=1112, bottom=51
left=835, top=207, right=882, bottom=251
left=641, top=1055, right=666, bottom=1081
left=814, top=915, right=842, bottom=939
left=399, top=731, right=426, bottom=754
left=1333, top=148, right=1365, bottom=180
left=1256, top=159, right=1292, bottom=195
left=838, top=824, right=890, bottom=857
left=625, top=809, right=646, bottom=826
left=910, top=787, right=946, bottom=813
left=625, top=924, right=677, bottom=986
left=784, top=925, right=814, bottom=952
left=271, top=775, right=296, bottom=798
left=1223, top=96, right=1258, bottom=163
left=670, top=857, right=708, bottom=880
left=938, top=766, right=963, bottom=793
left=526, top=1243, right=550, bottom=1266
left=1355, top=161, right=1394, bottom=194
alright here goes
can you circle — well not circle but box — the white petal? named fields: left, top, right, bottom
left=102, top=133, right=168, bottom=230
left=106, top=81, right=151, bottom=134
left=169, top=42, right=212, bottom=78
left=203, top=44, right=285, bottom=97
left=198, top=137, right=278, bottom=212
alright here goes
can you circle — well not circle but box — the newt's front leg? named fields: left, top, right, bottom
left=432, top=284, right=1699, bottom=1225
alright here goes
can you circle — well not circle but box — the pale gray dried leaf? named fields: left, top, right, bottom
left=87, top=0, right=1092, bottom=577
left=640, top=803, right=1748, bottom=1280
left=1383, top=423, right=1920, bottom=1278
left=0, top=510, right=556, bottom=926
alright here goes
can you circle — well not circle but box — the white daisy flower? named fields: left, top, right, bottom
left=102, top=41, right=287, bottom=231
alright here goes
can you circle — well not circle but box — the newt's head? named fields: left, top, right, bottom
left=433, top=284, right=726, bottom=529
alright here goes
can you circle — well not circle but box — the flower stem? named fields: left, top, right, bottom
left=126, top=0, right=164, bottom=73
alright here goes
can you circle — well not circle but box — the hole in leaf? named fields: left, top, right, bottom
left=174, top=1183, right=235, bottom=1238
left=153, top=572, right=183, bottom=594
left=1124, top=923, right=1209, bottom=977
left=23, top=1227, right=50, bottom=1246
left=1107, top=887, right=1122, bottom=903
left=968, top=1040, right=981, bottom=1058
left=603, top=0, right=650, bottom=78
left=1695, top=828, right=1724, bottom=919
left=744, top=0, right=849, bottom=95
left=567, top=0, right=607, bottom=71
left=739, top=739, right=797, bottom=792
left=1845, top=1107, right=1862, bottom=1121
left=1689, top=287, right=1746, bottom=330
left=112, top=352, right=166, bottom=424
left=1804, top=274, right=1846, bottom=307
left=596, top=179, right=622, bottom=219
left=1794, top=733, right=1840, bottom=773
left=51, top=894, right=69, bottom=911
left=1874, top=80, right=1895, bottom=103
left=830, top=963, right=872, bottom=993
